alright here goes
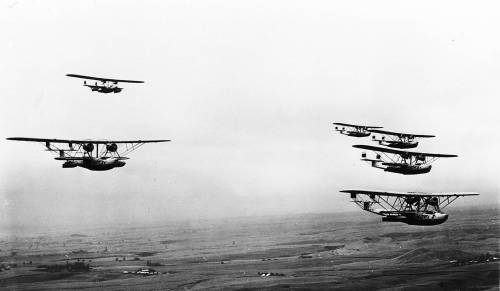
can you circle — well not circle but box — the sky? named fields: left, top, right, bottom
left=1, top=0, right=499, bottom=230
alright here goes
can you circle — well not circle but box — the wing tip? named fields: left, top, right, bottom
left=6, top=137, right=27, bottom=141
left=352, top=144, right=371, bottom=149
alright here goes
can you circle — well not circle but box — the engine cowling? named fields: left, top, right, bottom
left=83, top=143, right=94, bottom=153
left=106, top=143, right=118, bottom=152
left=405, top=196, right=420, bottom=205
left=427, top=197, right=439, bottom=206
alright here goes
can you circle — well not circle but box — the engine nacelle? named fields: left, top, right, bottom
left=405, top=196, right=420, bottom=205
left=83, top=143, right=94, bottom=153
left=106, top=143, right=118, bottom=152
left=427, top=197, right=439, bottom=206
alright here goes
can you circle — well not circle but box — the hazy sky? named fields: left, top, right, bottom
left=1, top=0, right=499, bottom=230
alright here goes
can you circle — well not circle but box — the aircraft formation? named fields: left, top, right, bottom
left=333, top=122, right=478, bottom=226
left=4, top=77, right=479, bottom=226
left=7, top=74, right=169, bottom=171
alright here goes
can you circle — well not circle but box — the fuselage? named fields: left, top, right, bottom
left=379, top=140, right=419, bottom=149
left=345, top=131, right=371, bottom=137
left=382, top=212, right=448, bottom=225
left=85, top=85, right=123, bottom=93
left=62, top=158, right=126, bottom=171
left=384, top=164, right=432, bottom=175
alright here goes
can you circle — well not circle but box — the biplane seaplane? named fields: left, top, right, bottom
left=333, top=122, right=383, bottom=137
left=370, top=129, right=435, bottom=149
left=66, top=74, right=144, bottom=93
left=6, top=137, right=170, bottom=171
left=353, top=145, right=457, bottom=175
left=340, top=189, right=479, bottom=225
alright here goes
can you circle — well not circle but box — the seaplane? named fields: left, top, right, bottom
left=370, top=129, right=435, bottom=149
left=6, top=137, right=170, bottom=171
left=66, top=74, right=144, bottom=93
left=353, top=145, right=457, bottom=175
left=340, top=189, right=479, bottom=225
left=333, top=122, right=383, bottom=137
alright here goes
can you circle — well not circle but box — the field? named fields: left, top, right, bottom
left=0, top=206, right=498, bottom=290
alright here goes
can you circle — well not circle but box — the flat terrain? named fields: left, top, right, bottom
left=0, top=207, right=498, bottom=290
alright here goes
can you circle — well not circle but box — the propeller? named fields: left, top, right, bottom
left=83, top=143, right=94, bottom=153
left=106, top=143, right=118, bottom=152
left=426, top=197, right=439, bottom=206
left=405, top=196, right=420, bottom=205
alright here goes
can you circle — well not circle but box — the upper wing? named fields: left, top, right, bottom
left=370, top=129, right=435, bottom=138
left=7, top=137, right=170, bottom=144
left=353, top=144, right=457, bottom=158
left=340, top=189, right=479, bottom=197
left=66, top=74, right=144, bottom=83
left=333, top=122, right=382, bottom=129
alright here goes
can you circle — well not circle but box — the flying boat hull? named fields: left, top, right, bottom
left=382, top=212, right=448, bottom=225
left=380, top=141, right=419, bottom=149
left=384, top=165, right=432, bottom=175
left=345, top=131, right=371, bottom=137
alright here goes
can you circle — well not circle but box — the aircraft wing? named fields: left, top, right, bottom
left=370, top=129, right=435, bottom=138
left=333, top=122, right=382, bottom=129
left=7, top=137, right=170, bottom=144
left=66, top=74, right=144, bottom=83
left=352, top=144, right=457, bottom=158
left=340, top=189, right=479, bottom=197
